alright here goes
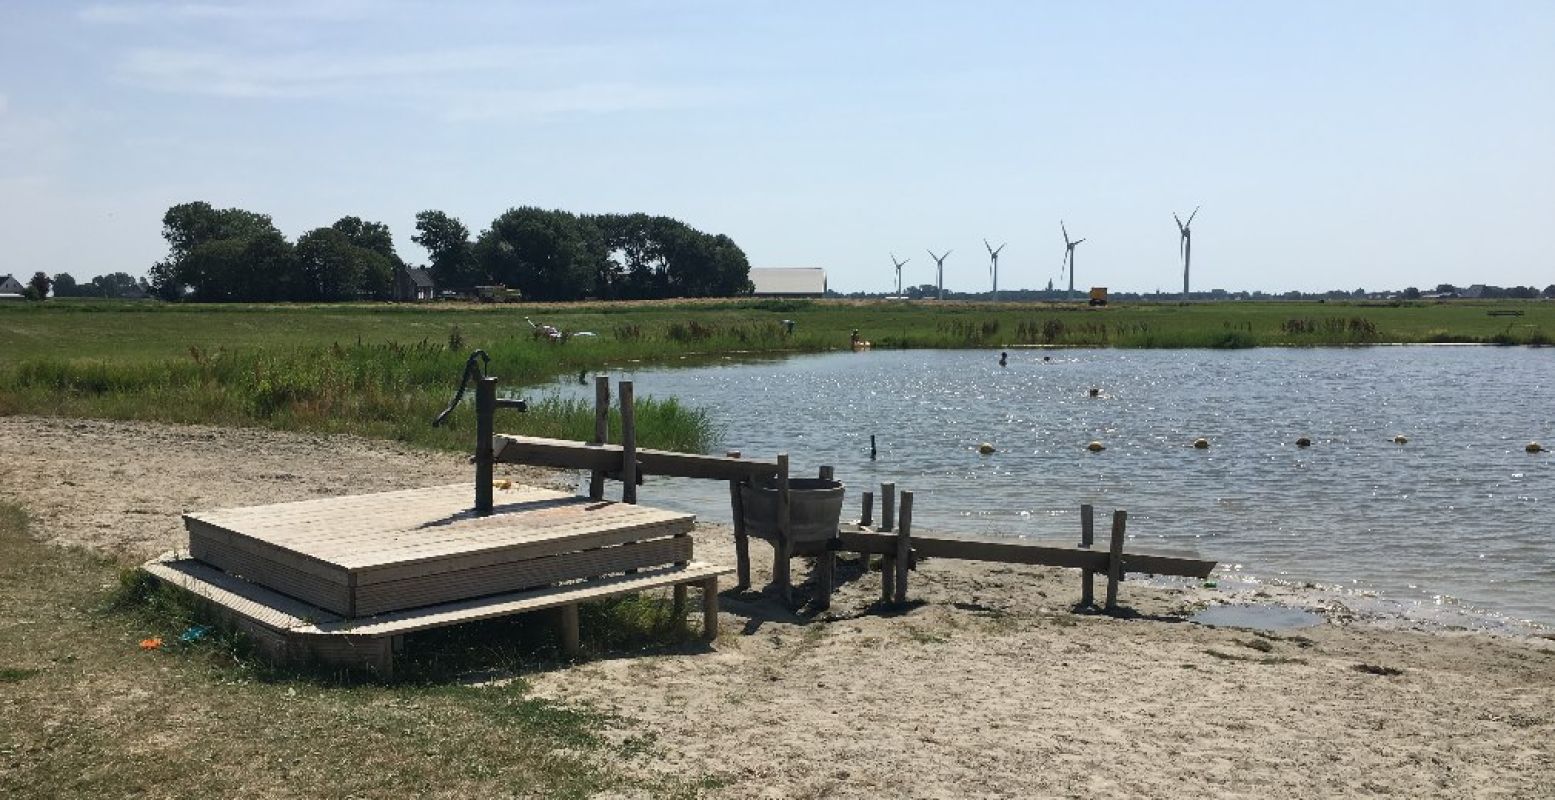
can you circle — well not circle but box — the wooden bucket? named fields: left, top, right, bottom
left=739, top=478, right=845, bottom=544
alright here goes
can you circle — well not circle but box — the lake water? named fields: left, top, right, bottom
left=538, top=347, right=1554, bottom=629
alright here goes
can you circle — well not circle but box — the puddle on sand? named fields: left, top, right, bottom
left=1191, top=604, right=1325, bottom=631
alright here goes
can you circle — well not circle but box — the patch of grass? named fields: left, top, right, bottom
left=0, top=502, right=713, bottom=798
left=904, top=626, right=951, bottom=645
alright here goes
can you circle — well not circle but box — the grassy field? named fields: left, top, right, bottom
left=1, top=297, right=1549, bottom=452
left=0, top=502, right=716, bottom=799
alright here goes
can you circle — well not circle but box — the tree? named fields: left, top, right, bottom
left=413, top=210, right=477, bottom=289
left=26, top=272, right=52, bottom=300
left=88, top=272, right=143, bottom=298
left=150, top=201, right=283, bottom=299
left=181, top=231, right=299, bottom=301
left=331, top=217, right=402, bottom=267
left=1434, top=283, right=1458, bottom=295
left=52, top=273, right=78, bottom=297
left=1402, top=286, right=1421, bottom=300
left=1544, top=285, right=1555, bottom=299
left=473, top=208, right=606, bottom=301
left=295, top=227, right=394, bottom=301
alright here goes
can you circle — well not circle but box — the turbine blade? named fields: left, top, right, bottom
left=1061, top=221, right=1069, bottom=242
left=1187, top=205, right=1200, bottom=226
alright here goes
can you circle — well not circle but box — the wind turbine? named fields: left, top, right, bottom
left=890, top=253, right=910, bottom=296
left=927, top=248, right=952, bottom=300
left=1061, top=221, right=1085, bottom=301
left=1174, top=205, right=1200, bottom=301
left=984, top=239, right=1006, bottom=302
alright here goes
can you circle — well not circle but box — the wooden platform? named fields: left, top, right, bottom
left=145, top=553, right=729, bottom=676
left=184, top=483, right=695, bottom=616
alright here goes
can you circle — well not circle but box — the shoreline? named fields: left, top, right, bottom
left=3, top=414, right=1553, bottom=797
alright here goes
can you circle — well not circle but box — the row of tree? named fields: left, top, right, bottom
left=142, top=202, right=751, bottom=303
left=146, top=203, right=402, bottom=302
left=408, top=208, right=751, bottom=300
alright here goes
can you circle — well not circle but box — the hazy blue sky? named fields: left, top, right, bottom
left=2, top=1, right=1551, bottom=293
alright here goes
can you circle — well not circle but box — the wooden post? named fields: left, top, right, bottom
left=727, top=450, right=749, bottom=590
left=880, top=482, right=896, bottom=533
left=475, top=376, right=497, bottom=515
left=588, top=376, right=609, bottom=500
left=1105, top=510, right=1127, bottom=611
left=559, top=603, right=580, bottom=656
left=861, top=491, right=874, bottom=527
left=774, top=453, right=792, bottom=605
left=620, top=380, right=637, bottom=504
left=1080, top=504, right=1095, bottom=607
left=881, top=552, right=895, bottom=602
left=814, top=464, right=836, bottom=609
left=701, top=576, right=720, bottom=641
left=672, top=584, right=688, bottom=634
left=881, top=479, right=896, bottom=600
left=894, top=491, right=913, bottom=604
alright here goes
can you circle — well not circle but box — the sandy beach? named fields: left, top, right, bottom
left=2, top=415, right=1552, bottom=798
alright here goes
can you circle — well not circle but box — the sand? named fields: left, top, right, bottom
left=2, top=415, right=1552, bottom=798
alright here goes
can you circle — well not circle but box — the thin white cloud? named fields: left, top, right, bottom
left=78, top=0, right=380, bottom=25
left=441, top=84, right=718, bottom=122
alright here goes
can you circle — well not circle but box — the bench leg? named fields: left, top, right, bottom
left=559, top=603, right=580, bottom=657
left=734, top=532, right=750, bottom=590
left=700, top=576, right=720, bottom=641
left=672, top=584, right=688, bottom=634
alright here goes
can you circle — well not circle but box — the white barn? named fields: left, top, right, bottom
left=750, top=267, right=826, bottom=297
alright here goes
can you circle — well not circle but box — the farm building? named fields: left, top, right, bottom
left=394, top=267, right=436, bottom=301
left=0, top=274, right=25, bottom=295
left=750, top=267, right=826, bottom=297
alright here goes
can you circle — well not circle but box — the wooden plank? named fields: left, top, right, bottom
left=773, top=453, right=792, bottom=604
left=186, top=535, right=353, bottom=614
left=492, top=435, right=781, bottom=481
left=833, top=530, right=1215, bottom=578
left=142, top=554, right=343, bottom=630
left=304, top=562, right=732, bottom=637
left=894, top=491, right=913, bottom=604
left=728, top=450, right=750, bottom=590
left=1106, top=510, right=1127, bottom=611
left=1080, top=504, right=1095, bottom=607
left=620, top=380, right=637, bottom=504
left=352, top=535, right=693, bottom=616
left=559, top=603, right=580, bottom=656
left=589, top=375, right=609, bottom=500
left=701, top=575, right=719, bottom=641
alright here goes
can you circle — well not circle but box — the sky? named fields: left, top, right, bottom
left=1, top=1, right=1552, bottom=294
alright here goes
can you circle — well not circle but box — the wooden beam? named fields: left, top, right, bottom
left=493, top=435, right=780, bottom=482
left=1080, top=504, right=1095, bottom=607
left=620, top=380, right=637, bottom=504
left=700, top=575, right=720, bottom=641
left=1106, top=510, right=1127, bottom=611
left=832, top=530, right=1214, bottom=579
left=894, top=491, right=913, bottom=604
left=727, top=450, right=750, bottom=591
left=559, top=602, right=580, bottom=656
left=773, top=453, right=792, bottom=605
left=588, top=376, right=609, bottom=500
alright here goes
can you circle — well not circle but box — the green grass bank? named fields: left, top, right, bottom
left=1, top=297, right=1549, bottom=452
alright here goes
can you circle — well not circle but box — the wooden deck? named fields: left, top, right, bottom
left=185, top=483, right=695, bottom=616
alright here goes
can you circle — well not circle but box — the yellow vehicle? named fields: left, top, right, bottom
left=1088, top=287, right=1109, bottom=306
left=475, top=284, right=522, bottom=303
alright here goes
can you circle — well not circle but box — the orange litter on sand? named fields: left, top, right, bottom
left=139, top=637, right=163, bottom=651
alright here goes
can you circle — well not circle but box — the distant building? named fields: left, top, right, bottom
left=0, top=275, right=24, bottom=295
left=750, top=267, right=826, bottom=297
left=394, top=267, right=436, bottom=301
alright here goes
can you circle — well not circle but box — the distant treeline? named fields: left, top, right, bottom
left=141, top=202, right=752, bottom=302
